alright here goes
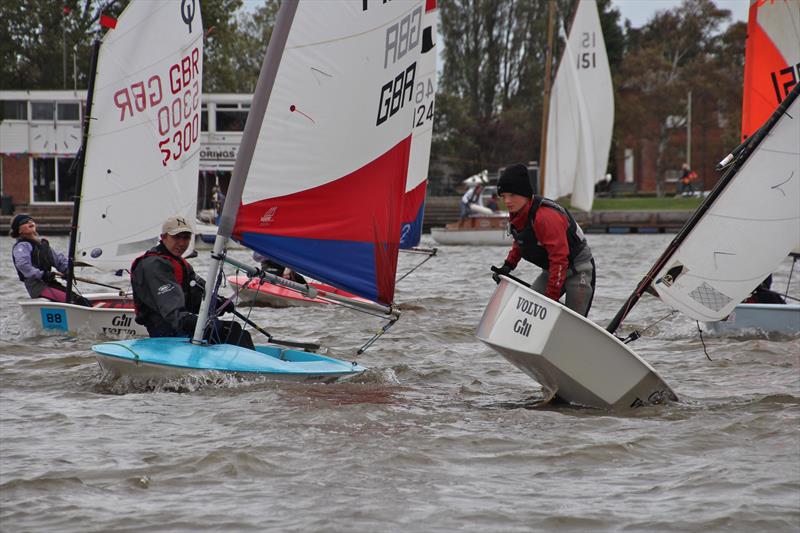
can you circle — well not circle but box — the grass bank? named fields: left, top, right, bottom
left=560, top=196, right=703, bottom=211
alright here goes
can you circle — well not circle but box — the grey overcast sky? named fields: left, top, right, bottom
left=611, top=0, right=749, bottom=28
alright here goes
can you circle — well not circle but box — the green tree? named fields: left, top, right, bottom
left=615, top=0, right=737, bottom=195
left=434, top=0, right=625, bottom=186
left=0, top=0, right=124, bottom=91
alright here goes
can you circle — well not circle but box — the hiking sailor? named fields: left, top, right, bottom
left=131, top=215, right=254, bottom=348
left=10, top=214, right=91, bottom=306
left=493, top=164, right=596, bottom=317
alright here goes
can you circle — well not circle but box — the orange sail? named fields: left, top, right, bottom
left=741, top=0, right=800, bottom=140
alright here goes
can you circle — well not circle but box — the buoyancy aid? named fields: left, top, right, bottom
left=130, top=248, right=193, bottom=322
left=13, top=238, right=56, bottom=281
left=509, top=196, right=587, bottom=270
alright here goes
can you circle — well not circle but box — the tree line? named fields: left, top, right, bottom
left=2, top=0, right=744, bottom=194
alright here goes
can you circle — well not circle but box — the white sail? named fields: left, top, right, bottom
left=401, top=1, right=438, bottom=248
left=232, top=0, right=425, bottom=305
left=544, top=0, right=613, bottom=212
left=653, top=91, right=800, bottom=321
left=76, top=1, right=203, bottom=270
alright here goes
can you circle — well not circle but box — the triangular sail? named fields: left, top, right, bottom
left=652, top=87, right=800, bottom=321
left=608, top=84, right=800, bottom=333
left=75, top=1, right=203, bottom=270
left=544, top=0, right=613, bottom=212
left=741, top=0, right=800, bottom=141
left=401, top=0, right=438, bottom=250
left=232, top=1, right=425, bottom=305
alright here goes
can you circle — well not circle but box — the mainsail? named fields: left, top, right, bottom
left=75, top=1, right=202, bottom=271
left=741, top=0, right=800, bottom=141
left=231, top=1, right=425, bottom=306
left=400, top=0, right=438, bottom=249
left=608, top=84, right=800, bottom=332
left=543, top=0, right=614, bottom=212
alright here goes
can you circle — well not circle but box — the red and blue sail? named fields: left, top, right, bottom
left=400, top=0, right=438, bottom=250
left=231, top=1, right=427, bottom=306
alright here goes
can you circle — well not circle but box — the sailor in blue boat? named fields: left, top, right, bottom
left=131, top=215, right=254, bottom=349
left=493, top=164, right=596, bottom=317
left=252, top=251, right=306, bottom=284
left=10, top=214, right=91, bottom=306
left=460, top=183, right=485, bottom=220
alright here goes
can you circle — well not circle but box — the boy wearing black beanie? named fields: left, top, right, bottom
left=494, top=164, right=596, bottom=317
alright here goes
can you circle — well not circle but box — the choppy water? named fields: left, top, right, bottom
left=1, top=234, right=798, bottom=532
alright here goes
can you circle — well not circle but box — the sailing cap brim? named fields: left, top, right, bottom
left=162, top=215, right=194, bottom=236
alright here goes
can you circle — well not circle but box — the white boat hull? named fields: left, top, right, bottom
left=431, top=215, right=511, bottom=246
left=430, top=227, right=511, bottom=246
left=705, top=303, right=800, bottom=334
left=477, top=277, right=678, bottom=409
left=19, top=292, right=145, bottom=338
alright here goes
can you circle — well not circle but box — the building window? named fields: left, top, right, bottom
left=31, top=156, right=77, bottom=203
left=0, top=100, right=27, bottom=121
left=216, top=105, right=248, bottom=131
left=57, top=102, right=80, bottom=121
left=31, top=102, right=56, bottom=121
left=201, top=105, right=208, bottom=132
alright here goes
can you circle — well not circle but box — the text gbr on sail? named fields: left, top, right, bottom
left=376, top=4, right=422, bottom=126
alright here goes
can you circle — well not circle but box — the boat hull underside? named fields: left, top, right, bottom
left=477, top=278, right=678, bottom=409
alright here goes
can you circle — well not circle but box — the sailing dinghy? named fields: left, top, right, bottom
left=94, top=0, right=426, bottom=380
left=18, top=0, right=202, bottom=338
left=704, top=0, right=800, bottom=334
left=227, top=0, right=439, bottom=308
left=479, top=83, right=800, bottom=409
left=430, top=171, right=512, bottom=246
left=542, top=0, right=614, bottom=212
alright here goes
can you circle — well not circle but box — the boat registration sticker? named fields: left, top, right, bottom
left=40, top=308, right=68, bottom=331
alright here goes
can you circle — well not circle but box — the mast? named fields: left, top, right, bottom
left=192, top=0, right=299, bottom=344
left=65, top=37, right=101, bottom=304
left=538, top=0, right=556, bottom=196
left=606, top=83, right=800, bottom=335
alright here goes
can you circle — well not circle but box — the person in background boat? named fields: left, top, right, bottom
left=493, top=164, right=596, bottom=317
left=131, top=215, right=255, bottom=349
left=744, top=275, right=786, bottom=305
left=486, top=192, right=500, bottom=213
left=679, top=163, right=696, bottom=197
left=252, top=252, right=306, bottom=284
left=460, top=183, right=484, bottom=220
left=10, top=214, right=91, bottom=307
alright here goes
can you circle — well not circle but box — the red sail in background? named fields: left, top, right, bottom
left=741, top=0, right=799, bottom=140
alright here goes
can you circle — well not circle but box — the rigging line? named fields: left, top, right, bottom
left=785, top=255, right=798, bottom=297
left=622, top=310, right=677, bottom=344
left=695, top=321, right=712, bottom=361
left=395, top=248, right=437, bottom=284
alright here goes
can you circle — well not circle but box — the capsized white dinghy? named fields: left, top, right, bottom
left=479, top=78, right=800, bottom=409
left=477, top=275, right=677, bottom=409
left=94, top=0, right=428, bottom=380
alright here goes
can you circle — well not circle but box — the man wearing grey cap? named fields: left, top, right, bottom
left=131, top=215, right=254, bottom=349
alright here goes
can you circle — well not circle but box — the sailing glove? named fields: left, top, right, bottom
left=493, top=262, right=513, bottom=284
